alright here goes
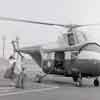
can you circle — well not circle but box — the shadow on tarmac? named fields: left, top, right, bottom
left=33, top=75, right=95, bottom=88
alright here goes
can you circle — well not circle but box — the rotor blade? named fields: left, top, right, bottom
left=72, top=24, right=100, bottom=28
left=0, top=16, right=66, bottom=27
left=0, top=17, right=100, bottom=29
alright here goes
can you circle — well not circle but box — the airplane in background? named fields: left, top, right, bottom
left=0, top=17, right=100, bottom=87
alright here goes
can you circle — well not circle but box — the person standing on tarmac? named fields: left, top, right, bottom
left=14, top=55, right=25, bottom=89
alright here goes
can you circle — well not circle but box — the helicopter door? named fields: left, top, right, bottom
left=54, top=51, right=65, bottom=69
left=65, top=51, right=78, bottom=75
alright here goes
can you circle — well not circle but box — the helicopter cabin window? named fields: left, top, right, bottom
left=42, top=52, right=55, bottom=60
left=55, top=52, right=65, bottom=61
left=67, top=33, right=75, bottom=46
left=71, top=51, right=78, bottom=60
left=65, top=52, right=71, bottom=60
left=65, top=51, right=78, bottom=60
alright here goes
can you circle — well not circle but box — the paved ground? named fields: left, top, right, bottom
left=0, top=76, right=100, bottom=100
left=0, top=58, right=100, bottom=100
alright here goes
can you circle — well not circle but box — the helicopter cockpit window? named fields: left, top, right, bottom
left=65, top=52, right=71, bottom=60
left=67, top=33, right=75, bottom=46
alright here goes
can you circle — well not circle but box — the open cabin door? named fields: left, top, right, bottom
left=54, top=51, right=65, bottom=69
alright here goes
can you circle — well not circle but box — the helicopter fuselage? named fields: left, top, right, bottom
left=42, top=50, right=100, bottom=78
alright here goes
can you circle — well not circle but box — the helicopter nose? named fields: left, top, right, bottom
left=78, top=51, right=100, bottom=76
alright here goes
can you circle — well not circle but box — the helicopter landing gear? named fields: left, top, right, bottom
left=73, top=77, right=78, bottom=82
left=76, top=77, right=82, bottom=87
left=93, top=78, right=99, bottom=87
left=35, top=73, right=47, bottom=83
left=35, top=74, right=42, bottom=83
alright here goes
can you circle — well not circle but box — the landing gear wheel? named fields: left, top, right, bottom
left=35, top=74, right=42, bottom=83
left=75, top=78, right=82, bottom=87
left=94, top=79, right=99, bottom=87
left=73, top=77, right=78, bottom=82
left=37, top=79, right=41, bottom=83
left=78, top=78, right=82, bottom=87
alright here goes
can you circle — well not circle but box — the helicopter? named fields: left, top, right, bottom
left=0, top=17, right=100, bottom=87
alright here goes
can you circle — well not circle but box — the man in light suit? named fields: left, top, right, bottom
left=14, top=56, right=25, bottom=89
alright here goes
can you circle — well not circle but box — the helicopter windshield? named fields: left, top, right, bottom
left=62, top=31, right=87, bottom=46
left=58, top=26, right=100, bottom=46
left=58, top=31, right=87, bottom=46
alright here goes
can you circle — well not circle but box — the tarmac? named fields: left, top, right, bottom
left=0, top=58, right=100, bottom=100
left=0, top=75, right=100, bottom=100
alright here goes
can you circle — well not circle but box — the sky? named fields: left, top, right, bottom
left=0, top=0, right=100, bottom=57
